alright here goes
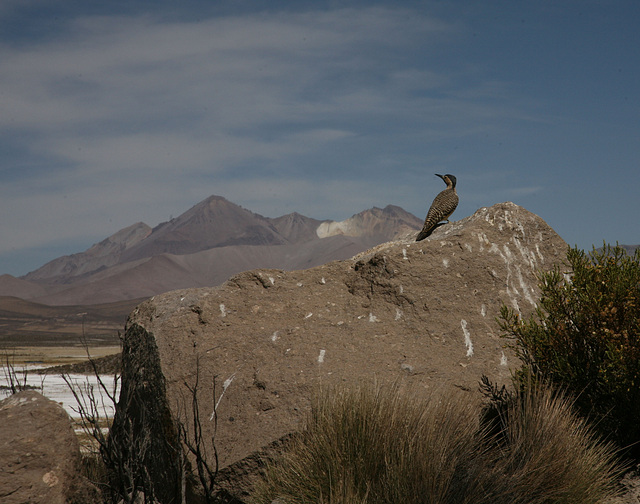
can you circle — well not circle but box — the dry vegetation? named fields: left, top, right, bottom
left=253, top=380, right=625, bottom=504
left=501, top=244, right=640, bottom=458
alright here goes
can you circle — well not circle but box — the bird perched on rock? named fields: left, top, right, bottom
left=416, top=174, right=458, bottom=241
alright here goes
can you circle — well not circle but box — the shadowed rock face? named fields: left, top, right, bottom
left=113, top=202, right=568, bottom=502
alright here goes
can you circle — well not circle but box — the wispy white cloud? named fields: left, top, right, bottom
left=1, top=9, right=453, bottom=131
left=0, top=10, right=460, bottom=174
left=1, top=4, right=597, bottom=274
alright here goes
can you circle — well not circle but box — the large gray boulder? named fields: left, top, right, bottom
left=0, top=390, right=98, bottom=504
left=113, top=202, right=568, bottom=502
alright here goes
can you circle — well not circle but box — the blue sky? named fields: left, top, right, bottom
left=1, top=0, right=639, bottom=276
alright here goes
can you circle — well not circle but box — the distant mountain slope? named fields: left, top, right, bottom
left=6, top=195, right=422, bottom=305
left=270, top=212, right=323, bottom=243
left=0, top=274, right=49, bottom=300
left=617, top=244, right=639, bottom=255
left=28, top=234, right=390, bottom=305
left=24, top=222, right=152, bottom=284
left=594, top=244, right=639, bottom=256
left=0, top=295, right=142, bottom=346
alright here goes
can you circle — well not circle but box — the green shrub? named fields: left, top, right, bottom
left=500, top=244, right=640, bottom=456
left=252, top=380, right=623, bottom=504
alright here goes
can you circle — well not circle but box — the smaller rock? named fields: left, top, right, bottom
left=0, top=390, right=99, bottom=504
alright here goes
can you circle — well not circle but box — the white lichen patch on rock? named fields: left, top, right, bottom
left=461, top=319, right=474, bottom=357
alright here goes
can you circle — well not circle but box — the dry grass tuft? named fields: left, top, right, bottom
left=252, top=380, right=625, bottom=504
left=479, top=383, right=625, bottom=503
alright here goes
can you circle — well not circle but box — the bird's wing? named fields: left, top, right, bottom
left=416, top=190, right=459, bottom=241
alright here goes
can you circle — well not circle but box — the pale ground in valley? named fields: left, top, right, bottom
left=2, top=345, right=121, bottom=366
left=1, top=345, right=121, bottom=426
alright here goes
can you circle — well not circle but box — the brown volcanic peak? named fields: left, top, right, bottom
left=120, top=195, right=285, bottom=263
left=369, top=204, right=424, bottom=238
left=270, top=212, right=323, bottom=243
left=13, top=195, right=423, bottom=306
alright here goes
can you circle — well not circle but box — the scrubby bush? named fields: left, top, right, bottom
left=253, top=380, right=623, bottom=504
left=500, top=244, right=640, bottom=457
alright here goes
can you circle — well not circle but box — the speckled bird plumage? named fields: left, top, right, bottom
left=416, top=174, right=458, bottom=241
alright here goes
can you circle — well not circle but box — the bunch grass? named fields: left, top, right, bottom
left=253, top=379, right=624, bottom=504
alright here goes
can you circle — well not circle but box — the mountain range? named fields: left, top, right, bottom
left=0, top=195, right=422, bottom=306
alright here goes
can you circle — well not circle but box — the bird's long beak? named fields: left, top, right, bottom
left=435, top=173, right=445, bottom=180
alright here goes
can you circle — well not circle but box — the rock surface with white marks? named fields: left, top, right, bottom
left=113, top=202, right=568, bottom=502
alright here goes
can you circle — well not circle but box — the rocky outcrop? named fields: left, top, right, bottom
left=0, top=391, right=99, bottom=504
left=113, top=202, right=568, bottom=502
